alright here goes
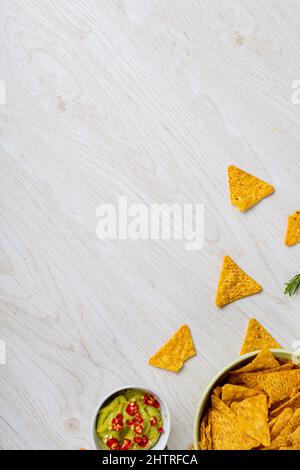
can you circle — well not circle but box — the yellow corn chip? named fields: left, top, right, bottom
left=290, top=426, right=300, bottom=448
left=210, top=410, right=258, bottom=450
left=278, top=447, right=297, bottom=450
left=228, top=165, right=274, bottom=212
left=285, top=211, right=300, bottom=246
left=232, top=362, right=294, bottom=390
left=200, top=411, right=213, bottom=450
left=215, top=256, right=262, bottom=308
left=212, top=386, right=222, bottom=398
left=270, top=408, right=294, bottom=440
left=210, top=396, right=258, bottom=449
left=222, top=384, right=259, bottom=406
left=148, top=324, right=196, bottom=372
left=240, top=318, right=281, bottom=355
left=267, top=409, right=300, bottom=449
left=231, top=394, right=270, bottom=446
left=270, top=391, right=300, bottom=417
left=231, top=349, right=280, bottom=374
left=256, top=369, right=300, bottom=406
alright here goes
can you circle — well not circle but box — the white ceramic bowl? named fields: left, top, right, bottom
left=193, top=349, right=294, bottom=450
left=91, top=385, right=171, bottom=450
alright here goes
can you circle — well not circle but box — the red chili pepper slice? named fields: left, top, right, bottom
left=126, top=401, right=138, bottom=416
left=120, top=439, right=132, bottom=450
left=107, top=438, right=120, bottom=450
left=153, top=400, right=160, bottom=409
left=134, top=435, right=149, bottom=448
left=134, top=424, right=143, bottom=434
left=157, top=427, right=164, bottom=433
left=150, top=417, right=157, bottom=426
left=115, top=413, right=123, bottom=423
left=134, top=413, right=143, bottom=423
left=144, top=393, right=155, bottom=406
left=112, top=413, right=123, bottom=431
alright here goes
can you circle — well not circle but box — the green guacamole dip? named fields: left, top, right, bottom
left=96, top=389, right=164, bottom=450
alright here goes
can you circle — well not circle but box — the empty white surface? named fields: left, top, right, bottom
left=1, top=0, right=300, bottom=450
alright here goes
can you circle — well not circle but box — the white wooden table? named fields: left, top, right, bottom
left=1, top=0, right=300, bottom=450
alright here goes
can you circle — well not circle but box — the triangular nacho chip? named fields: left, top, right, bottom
left=215, top=256, right=262, bottom=308
left=222, top=384, right=259, bottom=406
left=210, top=395, right=258, bottom=449
left=231, top=394, right=270, bottom=446
left=148, top=325, right=196, bottom=372
left=210, top=410, right=258, bottom=450
left=232, top=363, right=294, bottom=390
left=240, top=318, right=281, bottom=355
left=200, top=411, right=213, bottom=450
left=267, top=409, right=300, bottom=449
left=285, top=211, right=300, bottom=246
left=270, top=391, right=300, bottom=417
left=231, top=349, right=280, bottom=374
left=228, top=165, right=274, bottom=212
left=256, top=369, right=300, bottom=406
left=290, top=426, right=300, bottom=448
left=270, top=408, right=294, bottom=440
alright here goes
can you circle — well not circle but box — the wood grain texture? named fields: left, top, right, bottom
left=1, top=0, right=300, bottom=450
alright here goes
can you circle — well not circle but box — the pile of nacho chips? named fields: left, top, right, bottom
left=200, top=350, right=300, bottom=450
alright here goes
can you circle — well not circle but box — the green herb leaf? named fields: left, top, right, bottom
left=284, top=274, right=300, bottom=297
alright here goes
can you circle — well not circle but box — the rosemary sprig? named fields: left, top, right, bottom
left=284, top=274, right=300, bottom=297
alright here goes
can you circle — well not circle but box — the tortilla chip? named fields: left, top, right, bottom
left=200, top=413, right=209, bottom=450
left=267, top=409, right=300, bottom=449
left=229, top=363, right=293, bottom=388
left=231, top=349, right=280, bottom=374
left=230, top=394, right=270, bottom=446
left=270, top=408, right=294, bottom=440
left=240, top=318, right=281, bottom=355
left=256, top=369, right=300, bottom=406
left=210, top=408, right=258, bottom=450
left=270, top=391, right=300, bottom=417
left=215, top=256, right=262, bottom=308
left=148, top=324, right=196, bottom=372
left=222, top=384, right=259, bottom=406
left=285, top=211, right=300, bottom=246
left=212, top=386, right=222, bottom=398
left=290, top=426, right=300, bottom=448
left=278, top=447, right=297, bottom=450
left=228, top=165, right=274, bottom=212
left=200, top=411, right=213, bottom=450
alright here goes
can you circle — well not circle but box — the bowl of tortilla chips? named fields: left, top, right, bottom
left=194, top=349, right=300, bottom=450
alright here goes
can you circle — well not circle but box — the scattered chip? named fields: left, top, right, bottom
left=228, top=165, right=274, bottom=212
left=285, top=211, right=300, bottom=246
left=215, top=256, right=262, bottom=308
left=231, top=349, right=279, bottom=374
left=240, top=318, right=281, bottom=355
left=148, top=324, right=196, bottom=372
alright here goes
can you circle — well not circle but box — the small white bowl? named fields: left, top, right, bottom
left=91, top=385, right=171, bottom=450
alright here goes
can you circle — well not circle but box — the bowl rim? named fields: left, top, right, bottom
left=193, top=349, right=293, bottom=450
left=91, top=384, right=171, bottom=450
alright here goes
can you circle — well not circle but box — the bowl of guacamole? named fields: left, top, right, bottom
left=91, top=386, right=171, bottom=450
